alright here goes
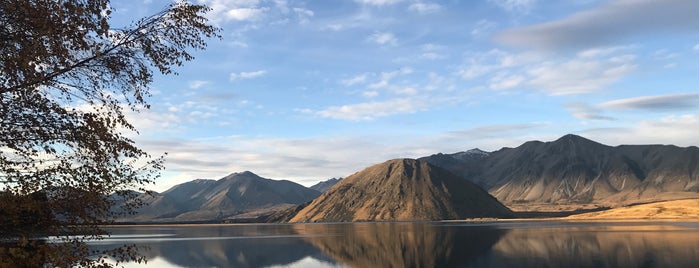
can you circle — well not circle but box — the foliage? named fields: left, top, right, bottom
left=0, top=0, right=219, bottom=266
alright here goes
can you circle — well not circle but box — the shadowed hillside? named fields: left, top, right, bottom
left=421, top=134, right=699, bottom=209
left=309, top=178, right=342, bottom=193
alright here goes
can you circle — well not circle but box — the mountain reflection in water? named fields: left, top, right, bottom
left=96, top=221, right=699, bottom=268
left=293, top=222, right=505, bottom=267
left=95, top=224, right=336, bottom=268
left=488, top=222, right=699, bottom=268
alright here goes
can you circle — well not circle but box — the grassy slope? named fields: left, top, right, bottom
left=567, top=199, right=699, bottom=220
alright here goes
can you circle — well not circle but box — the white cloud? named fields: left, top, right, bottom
left=316, top=98, right=429, bottom=121
left=188, top=80, right=209, bottom=89
left=188, top=110, right=217, bottom=120
left=408, top=2, right=443, bottom=14
left=229, top=70, right=267, bottom=81
left=354, top=0, right=405, bottom=6
left=199, top=0, right=312, bottom=24
left=226, top=8, right=265, bottom=21
left=124, top=107, right=183, bottom=133
left=309, top=67, right=464, bottom=121
left=489, top=73, right=524, bottom=90
left=580, top=114, right=699, bottom=147
left=459, top=49, right=533, bottom=80
left=460, top=47, right=637, bottom=95
left=489, top=0, right=537, bottom=13
left=527, top=56, right=636, bottom=95
left=367, top=68, right=411, bottom=89
left=293, top=7, right=314, bottom=24
left=693, top=43, right=699, bottom=51
left=369, top=71, right=396, bottom=89
left=368, top=32, right=398, bottom=46
left=341, top=73, right=370, bottom=86
left=362, top=91, right=379, bottom=98
left=495, top=0, right=699, bottom=50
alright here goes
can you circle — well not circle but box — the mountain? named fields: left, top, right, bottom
left=124, top=171, right=321, bottom=222
left=420, top=134, right=699, bottom=208
left=309, top=178, right=342, bottom=193
left=289, top=159, right=512, bottom=222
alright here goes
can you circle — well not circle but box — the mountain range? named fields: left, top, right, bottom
left=120, top=171, right=320, bottom=222
left=120, top=134, right=699, bottom=222
left=420, top=134, right=699, bottom=209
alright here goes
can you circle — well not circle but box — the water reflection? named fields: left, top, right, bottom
left=488, top=223, right=699, bottom=268
left=96, top=225, right=337, bottom=267
left=293, top=222, right=505, bottom=268
left=94, top=222, right=699, bottom=267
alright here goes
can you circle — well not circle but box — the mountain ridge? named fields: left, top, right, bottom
left=420, top=134, right=699, bottom=208
left=122, top=171, right=321, bottom=222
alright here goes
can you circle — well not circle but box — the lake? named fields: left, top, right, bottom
left=90, top=221, right=699, bottom=267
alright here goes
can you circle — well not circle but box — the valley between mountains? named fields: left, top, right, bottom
left=116, top=134, right=699, bottom=223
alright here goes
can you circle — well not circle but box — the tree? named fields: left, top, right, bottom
left=0, top=0, right=219, bottom=266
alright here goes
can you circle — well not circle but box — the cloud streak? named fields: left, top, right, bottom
left=316, top=98, right=429, bottom=121
left=408, top=2, right=442, bottom=14
left=495, top=0, right=699, bottom=50
left=459, top=47, right=637, bottom=95
left=230, top=70, right=267, bottom=80
left=368, top=32, right=398, bottom=46
left=600, top=93, right=699, bottom=110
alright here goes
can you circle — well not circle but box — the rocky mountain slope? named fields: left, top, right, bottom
left=421, top=134, right=699, bottom=208
left=289, top=159, right=512, bottom=222
left=123, top=171, right=321, bottom=222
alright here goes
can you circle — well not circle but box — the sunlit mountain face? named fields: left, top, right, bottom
left=289, top=159, right=512, bottom=222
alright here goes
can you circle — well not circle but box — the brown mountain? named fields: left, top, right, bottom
left=124, top=171, right=321, bottom=222
left=420, top=134, right=699, bottom=208
left=289, top=159, right=512, bottom=222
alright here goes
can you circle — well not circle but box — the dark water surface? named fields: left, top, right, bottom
left=91, top=221, right=699, bottom=267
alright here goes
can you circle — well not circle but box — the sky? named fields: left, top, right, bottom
left=110, top=0, right=699, bottom=192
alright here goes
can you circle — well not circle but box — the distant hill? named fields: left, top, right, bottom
left=309, top=178, right=342, bottom=193
left=421, top=134, right=699, bottom=208
left=289, top=159, right=512, bottom=222
left=123, top=171, right=321, bottom=222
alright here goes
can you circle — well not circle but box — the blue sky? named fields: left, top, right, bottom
left=112, top=0, right=699, bottom=191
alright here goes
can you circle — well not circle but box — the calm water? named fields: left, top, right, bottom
left=90, top=221, right=699, bottom=267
